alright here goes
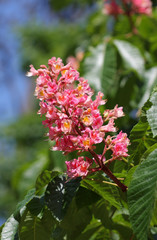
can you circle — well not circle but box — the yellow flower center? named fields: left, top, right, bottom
left=64, top=121, right=71, bottom=129
left=83, top=116, right=90, bottom=123
left=83, top=138, right=90, bottom=147
left=55, top=64, right=61, bottom=70
left=61, top=70, right=67, bottom=75
left=77, top=85, right=83, bottom=91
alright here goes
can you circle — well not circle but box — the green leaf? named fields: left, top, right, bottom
left=147, top=90, right=157, bottom=137
left=113, top=40, right=144, bottom=77
left=19, top=210, right=54, bottom=240
left=83, top=41, right=118, bottom=97
left=101, top=42, right=117, bottom=97
left=93, top=200, right=113, bottom=229
left=14, top=189, right=36, bottom=222
left=1, top=215, right=18, bottom=240
left=93, top=200, right=133, bottom=239
left=75, top=221, right=102, bottom=240
left=128, top=100, right=151, bottom=165
left=45, top=176, right=81, bottom=221
left=128, top=148, right=157, bottom=240
left=26, top=196, right=44, bottom=216
left=139, top=67, right=157, bottom=108
left=124, top=166, right=138, bottom=187
left=35, top=170, right=60, bottom=193
left=83, top=43, right=105, bottom=90
left=82, top=173, right=121, bottom=209
left=75, top=186, right=100, bottom=208
left=61, top=199, right=92, bottom=239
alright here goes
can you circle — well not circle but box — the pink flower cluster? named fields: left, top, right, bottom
left=28, top=57, right=130, bottom=178
left=66, top=157, right=92, bottom=178
left=103, top=0, right=152, bottom=16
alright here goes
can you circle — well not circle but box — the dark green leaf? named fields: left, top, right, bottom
left=19, top=210, right=54, bottom=240
left=35, top=170, right=60, bottom=193
left=75, top=221, right=102, bottom=240
left=14, top=189, right=36, bottom=222
left=93, top=200, right=113, bottom=229
left=128, top=149, right=157, bottom=240
left=93, top=200, right=133, bottom=239
left=61, top=199, right=92, bottom=239
left=26, top=196, right=44, bottom=216
left=75, top=186, right=100, bottom=208
left=45, top=176, right=81, bottom=221
left=82, top=173, right=121, bottom=209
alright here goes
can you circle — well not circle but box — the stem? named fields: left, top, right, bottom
left=88, top=148, right=128, bottom=192
left=121, top=0, right=138, bottom=34
left=101, top=164, right=128, bottom=192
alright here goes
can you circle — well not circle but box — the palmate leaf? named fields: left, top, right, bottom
left=101, top=42, right=117, bottom=97
left=83, top=41, right=117, bottom=96
left=83, top=43, right=105, bottom=90
left=82, top=173, right=121, bottom=209
left=45, top=175, right=81, bottom=221
left=60, top=199, right=92, bottom=240
left=128, top=100, right=151, bottom=165
left=26, top=196, right=44, bottom=216
left=139, top=67, right=157, bottom=108
left=75, top=186, right=100, bottom=208
left=14, top=189, right=36, bottom=222
left=147, top=88, right=157, bottom=137
left=113, top=40, right=144, bottom=77
left=1, top=215, right=18, bottom=240
left=75, top=221, right=102, bottom=240
left=128, top=148, right=157, bottom=240
left=35, top=170, right=60, bottom=193
left=93, top=200, right=133, bottom=240
left=19, top=210, right=54, bottom=240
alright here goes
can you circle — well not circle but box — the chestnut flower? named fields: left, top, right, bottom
left=28, top=57, right=130, bottom=179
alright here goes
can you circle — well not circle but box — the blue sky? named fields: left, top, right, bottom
left=0, top=0, right=56, bottom=125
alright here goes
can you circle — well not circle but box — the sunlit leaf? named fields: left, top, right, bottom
left=113, top=40, right=144, bottom=77
left=82, top=173, right=121, bottom=209
left=1, top=215, right=18, bottom=240
left=35, top=170, right=60, bottom=193
left=128, top=100, right=151, bottom=165
left=139, top=67, right=157, bottom=108
left=128, top=149, right=157, bottom=240
left=101, top=42, right=117, bottom=97
left=83, top=43, right=105, bottom=90
left=14, top=189, right=36, bottom=222
left=147, top=89, right=157, bottom=137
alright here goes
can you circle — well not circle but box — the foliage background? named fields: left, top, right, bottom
left=1, top=0, right=157, bottom=239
